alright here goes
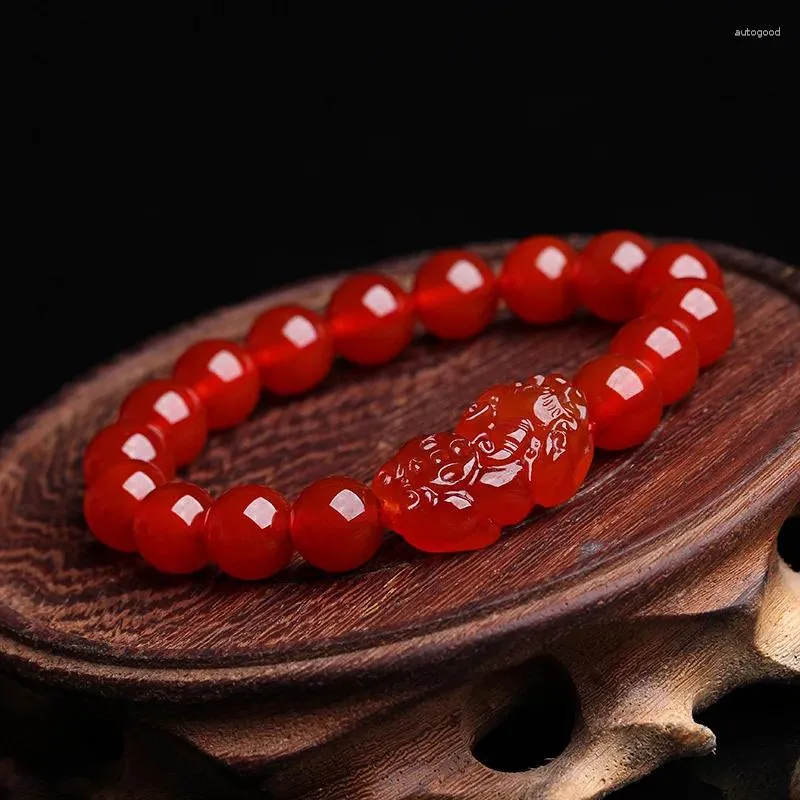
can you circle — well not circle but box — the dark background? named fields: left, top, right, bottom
left=2, top=2, right=797, bottom=430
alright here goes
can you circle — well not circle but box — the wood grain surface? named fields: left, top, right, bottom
left=0, top=238, right=798, bottom=705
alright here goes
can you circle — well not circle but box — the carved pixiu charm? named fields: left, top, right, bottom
left=373, top=373, right=594, bottom=552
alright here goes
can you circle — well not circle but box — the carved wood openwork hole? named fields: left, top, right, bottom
left=466, top=656, right=577, bottom=773
left=777, top=513, right=800, bottom=572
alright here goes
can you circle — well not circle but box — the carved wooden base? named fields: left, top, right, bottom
left=1, top=551, right=798, bottom=799
left=151, top=544, right=798, bottom=799
left=0, top=239, right=798, bottom=798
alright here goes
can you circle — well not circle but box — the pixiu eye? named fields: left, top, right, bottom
left=450, top=441, right=466, bottom=457
left=477, top=437, right=495, bottom=454
left=430, top=450, right=447, bottom=466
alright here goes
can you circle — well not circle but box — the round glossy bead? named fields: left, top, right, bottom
left=499, top=236, right=578, bottom=323
left=635, top=243, right=724, bottom=312
left=610, top=315, right=699, bottom=405
left=572, top=231, right=655, bottom=322
left=83, top=460, right=167, bottom=552
left=327, top=273, right=415, bottom=365
left=83, top=421, right=174, bottom=485
left=119, top=379, right=208, bottom=466
left=291, top=476, right=384, bottom=572
left=644, top=280, right=735, bottom=367
left=205, top=485, right=293, bottom=580
left=133, top=482, right=212, bottom=574
left=173, top=340, right=260, bottom=430
left=574, top=355, right=663, bottom=450
left=246, top=305, right=335, bottom=395
left=413, top=250, right=498, bottom=339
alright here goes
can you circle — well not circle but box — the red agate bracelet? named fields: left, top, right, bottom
left=82, top=232, right=735, bottom=580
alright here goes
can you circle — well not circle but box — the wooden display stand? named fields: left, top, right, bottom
left=0, top=238, right=798, bottom=799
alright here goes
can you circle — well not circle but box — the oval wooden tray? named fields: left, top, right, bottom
left=0, top=238, right=798, bottom=799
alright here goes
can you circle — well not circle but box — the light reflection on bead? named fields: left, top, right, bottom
left=610, top=241, right=648, bottom=273
left=329, top=488, right=365, bottom=521
left=644, top=326, right=682, bottom=358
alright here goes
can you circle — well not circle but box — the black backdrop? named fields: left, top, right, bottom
left=3, top=2, right=796, bottom=429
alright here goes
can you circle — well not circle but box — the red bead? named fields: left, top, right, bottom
left=119, top=379, right=208, bottom=466
left=173, top=340, right=260, bottom=430
left=635, top=243, right=724, bottom=312
left=572, top=231, right=655, bottom=322
left=574, top=355, right=663, bottom=450
left=372, top=433, right=502, bottom=553
left=83, top=460, right=167, bottom=552
left=644, top=280, right=735, bottom=367
left=246, top=305, right=334, bottom=395
left=205, top=485, right=293, bottom=580
left=133, top=482, right=212, bottom=574
left=414, top=250, right=498, bottom=339
left=83, top=421, right=174, bottom=485
left=499, top=236, right=578, bottom=323
left=610, top=316, right=699, bottom=405
left=327, top=273, right=415, bottom=365
left=291, top=476, right=384, bottom=572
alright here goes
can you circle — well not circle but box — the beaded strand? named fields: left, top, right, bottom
left=83, top=232, right=735, bottom=578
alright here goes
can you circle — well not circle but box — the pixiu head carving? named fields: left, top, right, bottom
left=457, top=382, right=543, bottom=484
left=372, top=433, right=502, bottom=553
left=378, top=432, right=479, bottom=511
left=455, top=372, right=592, bottom=512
